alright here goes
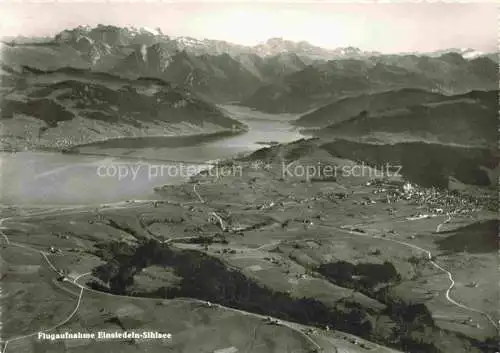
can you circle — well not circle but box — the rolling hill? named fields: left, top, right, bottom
left=311, top=90, right=498, bottom=147
left=321, top=139, right=497, bottom=188
left=294, top=88, right=451, bottom=127
left=240, top=137, right=497, bottom=188
left=0, top=66, right=246, bottom=150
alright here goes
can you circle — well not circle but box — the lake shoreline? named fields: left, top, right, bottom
left=0, top=108, right=306, bottom=205
left=63, top=129, right=247, bottom=152
left=0, top=127, right=248, bottom=154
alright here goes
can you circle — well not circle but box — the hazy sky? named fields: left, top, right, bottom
left=1, top=1, right=497, bottom=53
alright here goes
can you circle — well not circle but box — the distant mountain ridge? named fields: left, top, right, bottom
left=51, top=26, right=385, bottom=60
left=242, top=54, right=498, bottom=113
left=1, top=24, right=497, bottom=112
left=112, top=46, right=264, bottom=102
left=3, top=25, right=495, bottom=61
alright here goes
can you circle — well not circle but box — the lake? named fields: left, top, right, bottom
left=0, top=105, right=305, bottom=206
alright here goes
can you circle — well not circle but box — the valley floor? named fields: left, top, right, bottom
left=1, top=157, right=498, bottom=353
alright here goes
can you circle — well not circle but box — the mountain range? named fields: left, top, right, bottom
left=1, top=24, right=496, bottom=110
left=1, top=24, right=497, bottom=151
left=242, top=54, right=498, bottom=113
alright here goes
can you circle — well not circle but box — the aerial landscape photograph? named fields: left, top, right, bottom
left=0, top=1, right=498, bottom=352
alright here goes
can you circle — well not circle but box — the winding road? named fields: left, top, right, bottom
left=333, top=225, right=498, bottom=330
left=0, top=217, right=86, bottom=353
left=0, top=211, right=331, bottom=353
left=435, top=213, right=452, bottom=233
left=0, top=181, right=496, bottom=353
left=192, top=183, right=205, bottom=203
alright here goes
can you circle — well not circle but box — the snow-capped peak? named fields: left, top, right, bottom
left=75, top=25, right=92, bottom=32
left=125, top=26, right=162, bottom=36
left=141, top=27, right=161, bottom=35
left=461, top=49, right=484, bottom=59
left=175, top=36, right=203, bottom=44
